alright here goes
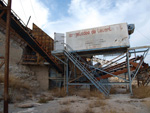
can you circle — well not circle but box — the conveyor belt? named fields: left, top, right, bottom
left=0, top=0, right=62, bottom=73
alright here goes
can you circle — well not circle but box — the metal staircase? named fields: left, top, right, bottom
left=63, top=45, right=110, bottom=96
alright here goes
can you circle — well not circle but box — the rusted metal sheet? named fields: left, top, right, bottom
left=0, top=0, right=63, bottom=73
left=66, top=23, right=129, bottom=51
left=32, top=24, right=54, bottom=53
left=96, top=67, right=136, bottom=80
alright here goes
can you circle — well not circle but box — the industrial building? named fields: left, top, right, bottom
left=0, top=0, right=150, bottom=97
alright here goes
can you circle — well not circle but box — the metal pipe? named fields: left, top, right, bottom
left=26, top=16, right=31, bottom=27
left=4, top=0, right=12, bottom=113
left=66, top=58, right=69, bottom=95
left=68, top=82, right=130, bottom=85
left=102, top=55, right=126, bottom=69
left=84, top=63, right=129, bottom=82
left=131, top=48, right=149, bottom=82
left=129, top=50, right=148, bottom=53
left=0, top=10, right=6, bottom=18
left=101, top=52, right=126, bottom=66
left=127, top=51, right=132, bottom=95
left=52, top=54, right=67, bottom=65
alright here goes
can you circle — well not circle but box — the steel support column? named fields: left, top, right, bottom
left=66, top=58, right=69, bottom=95
left=4, top=0, right=12, bottom=113
left=127, top=51, right=133, bottom=95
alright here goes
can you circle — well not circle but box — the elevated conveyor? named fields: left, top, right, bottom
left=0, top=0, right=62, bottom=72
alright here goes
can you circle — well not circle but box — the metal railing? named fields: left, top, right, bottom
left=63, top=44, right=110, bottom=95
left=1, top=0, right=26, bottom=26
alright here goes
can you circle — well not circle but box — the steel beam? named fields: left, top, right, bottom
left=131, top=48, right=149, bottom=82
left=66, top=58, right=69, bottom=95
left=4, top=0, right=11, bottom=113
left=127, top=51, right=132, bottom=95
left=68, top=82, right=130, bottom=85
left=0, top=10, right=5, bottom=18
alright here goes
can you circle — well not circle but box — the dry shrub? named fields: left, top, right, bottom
left=89, top=100, right=106, bottom=108
left=9, top=75, right=30, bottom=90
left=59, top=99, right=70, bottom=105
left=77, top=90, right=90, bottom=98
left=105, top=109, right=117, bottom=113
left=110, top=87, right=117, bottom=94
left=109, top=110, right=117, bottom=113
left=0, top=74, right=30, bottom=90
left=0, top=74, right=33, bottom=103
left=90, top=90, right=105, bottom=99
left=84, top=108, right=94, bottom=113
left=59, top=99, right=76, bottom=105
left=38, top=98, right=48, bottom=103
left=47, top=96, right=54, bottom=101
left=8, top=90, right=25, bottom=103
left=76, top=90, right=105, bottom=99
left=70, top=99, right=75, bottom=103
left=51, top=88, right=67, bottom=98
left=59, top=107, right=72, bottom=113
left=131, top=86, right=150, bottom=99
left=38, top=95, right=54, bottom=103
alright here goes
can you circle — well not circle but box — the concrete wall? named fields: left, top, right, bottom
left=29, top=65, right=49, bottom=90
left=0, top=32, right=50, bottom=90
left=0, top=32, right=23, bottom=64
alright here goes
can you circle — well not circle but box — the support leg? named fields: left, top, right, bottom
left=127, top=52, right=133, bottom=95
left=66, top=58, right=69, bottom=95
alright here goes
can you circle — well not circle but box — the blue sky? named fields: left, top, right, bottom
left=4, top=0, right=150, bottom=63
left=42, top=0, right=71, bottom=21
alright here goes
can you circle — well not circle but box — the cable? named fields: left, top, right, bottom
left=136, top=29, right=150, bottom=43
left=19, top=0, right=27, bottom=21
left=29, top=0, right=38, bottom=24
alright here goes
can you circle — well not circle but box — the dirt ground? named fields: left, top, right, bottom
left=0, top=93, right=149, bottom=113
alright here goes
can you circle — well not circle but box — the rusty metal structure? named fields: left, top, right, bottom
left=52, top=43, right=150, bottom=96
left=0, top=0, right=63, bottom=112
left=0, top=0, right=63, bottom=73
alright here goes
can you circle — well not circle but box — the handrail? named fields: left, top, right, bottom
left=64, top=43, right=111, bottom=81
left=64, top=50, right=109, bottom=95
left=63, top=43, right=111, bottom=95
left=0, top=0, right=26, bottom=26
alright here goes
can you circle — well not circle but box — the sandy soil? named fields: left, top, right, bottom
left=0, top=93, right=149, bottom=113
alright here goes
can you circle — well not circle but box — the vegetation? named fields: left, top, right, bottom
left=59, top=107, right=72, bottom=113
left=38, top=98, right=48, bottom=103
left=75, top=90, right=105, bottom=99
left=0, top=74, right=30, bottom=90
left=84, top=108, right=94, bottom=113
left=51, top=88, right=67, bottom=98
left=0, top=74, right=32, bottom=103
left=59, top=99, right=71, bottom=105
left=89, top=100, right=106, bottom=108
left=131, top=86, right=150, bottom=99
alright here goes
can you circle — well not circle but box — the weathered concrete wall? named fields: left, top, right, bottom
left=29, top=65, right=49, bottom=90
left=0, top=32, right=23, bottom=64
left=0, top=32, right=50, bottom=90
